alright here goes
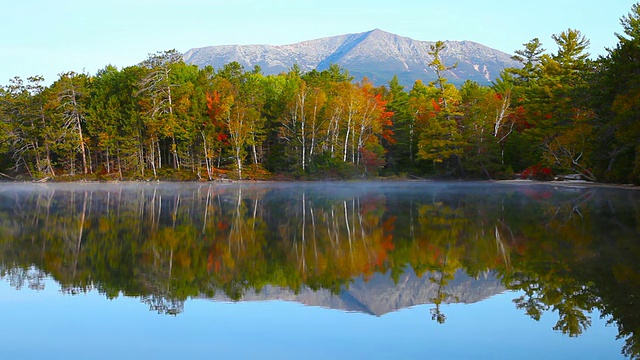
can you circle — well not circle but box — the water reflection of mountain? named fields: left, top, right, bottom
left=208, top=270, right=505, bottom=316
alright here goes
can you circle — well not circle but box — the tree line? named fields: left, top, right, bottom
left=1, top=4, right=639, bottom=183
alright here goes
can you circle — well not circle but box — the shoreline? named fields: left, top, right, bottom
left=1, top=178, right=638, bottom=190
left=495, top=179, right=640, bottom=190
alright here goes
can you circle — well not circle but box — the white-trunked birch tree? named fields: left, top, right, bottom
left=137, top=50, right=183, bottom=176
left=280, top=78, right=329, bottom=171
left=279, top=68, right=308, bottom=170
left=49, top=72, right=91, bottom=175
left=215, top=62, right=266, bottom=179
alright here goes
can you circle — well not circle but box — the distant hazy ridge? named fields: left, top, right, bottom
left=183, top=29, right=520, bottom=86
left=204, top=269, right=506, bottom=316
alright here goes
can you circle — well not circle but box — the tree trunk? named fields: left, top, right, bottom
left=236, top=146, right=242, bottom=180
left=201, top=131, right=212, bottom=180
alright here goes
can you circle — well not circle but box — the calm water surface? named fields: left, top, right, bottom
left=0, top=181, right=638, bottom=359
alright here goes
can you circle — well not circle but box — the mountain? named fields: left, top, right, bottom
left=182, top=29, right=520, bottom=86
left=204, top=269, right=506, bottom=316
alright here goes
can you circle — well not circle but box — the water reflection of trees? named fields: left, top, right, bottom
left=0, top=183, right=639, bottom=358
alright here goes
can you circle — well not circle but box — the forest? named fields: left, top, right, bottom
left=0, top=4, right=639, bottom=183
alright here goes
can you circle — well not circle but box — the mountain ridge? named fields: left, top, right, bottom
left=202, top=269, right=506, bottom=316
left=183, top=29, right=520, bottom=86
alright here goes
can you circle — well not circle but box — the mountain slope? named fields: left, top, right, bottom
left=183, top=29, right=520, bottom=86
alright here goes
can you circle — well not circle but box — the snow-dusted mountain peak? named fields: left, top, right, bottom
left=183, top=30, right=519, bottom=86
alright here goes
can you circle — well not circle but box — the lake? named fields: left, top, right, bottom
left=0, top=181, right=638, bottom=359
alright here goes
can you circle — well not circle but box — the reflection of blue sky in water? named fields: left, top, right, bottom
left=0, top=277, right=623, bottom=360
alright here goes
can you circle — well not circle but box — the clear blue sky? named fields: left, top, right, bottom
left=1, top=0, right=637, bottom=85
